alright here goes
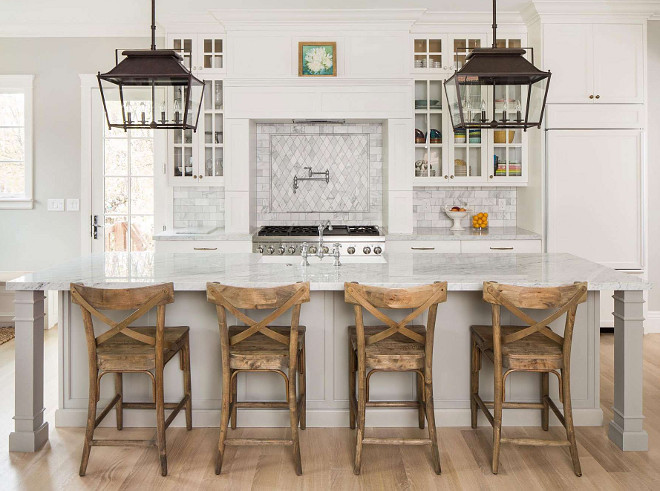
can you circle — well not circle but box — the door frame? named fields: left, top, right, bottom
left=79, top=74, right=171, bottom=255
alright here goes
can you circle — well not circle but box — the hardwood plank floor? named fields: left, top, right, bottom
left=1, top=329, right=659, bottom=490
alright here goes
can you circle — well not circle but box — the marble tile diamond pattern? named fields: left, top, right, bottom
left=270, top=133, right=370, bottom=213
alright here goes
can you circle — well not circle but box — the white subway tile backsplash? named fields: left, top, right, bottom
left=173, top=186, right=225, bottom=229
left=413, top=187, right=517, bottom=228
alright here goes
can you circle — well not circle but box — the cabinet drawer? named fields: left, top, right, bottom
left=386, top=241, right=461, bottom=253
left=460, top=240, right=542, bottom=254
left=155, top=241, right=251, bottom=253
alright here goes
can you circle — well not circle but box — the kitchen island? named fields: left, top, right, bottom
left=7, top=252, right=650, bottom=453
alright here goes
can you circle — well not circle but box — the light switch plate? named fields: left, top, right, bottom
left=66, top=198, right=80, bottom=211
left=47, top=199, right=65, bottom=211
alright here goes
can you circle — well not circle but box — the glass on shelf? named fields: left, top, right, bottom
left=414, top=55, right=427, bottom=69
left=429, top=55, right=442, bottom=69
left=454, top=147, right=467, bottom=177
left=414, top=39, right=427, bottom=53
left=214, top=80, right=223, bottom=109
left=415, top=147, right=429, bottom=177
left=183, top=148, right=193, bottom=176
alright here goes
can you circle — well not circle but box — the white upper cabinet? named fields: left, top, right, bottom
left=544, top=23, right=644, bottom=104
left=592, top=24, right=644, bottom=103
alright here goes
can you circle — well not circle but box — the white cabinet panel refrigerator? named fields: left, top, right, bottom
left=546, top=126, right=644, bottom=326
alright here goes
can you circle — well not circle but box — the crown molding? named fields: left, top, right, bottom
left=523, top=1, right=660, bottom=24
left=0, top=22, right=150, bottom=38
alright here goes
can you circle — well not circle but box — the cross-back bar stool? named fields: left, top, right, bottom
left=206, top=282, right=310, bottom=475
left=470, top=281, right=588, bottom=476
left=70, top=282, right=192, bottom=477
left=344, top=281, right=448, bottom=475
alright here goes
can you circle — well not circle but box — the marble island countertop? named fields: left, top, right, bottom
left=7, top=252, right=649, bottom=292
left=385, top=226, right=541, bottom=241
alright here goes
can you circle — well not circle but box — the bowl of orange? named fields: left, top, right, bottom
left=472, top=212, right=488, bottom=229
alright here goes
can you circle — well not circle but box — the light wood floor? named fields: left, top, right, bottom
left=1, top=329, right=660, bottom=490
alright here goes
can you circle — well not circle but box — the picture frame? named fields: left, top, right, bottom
left=298, top=42, right=337, bottom=77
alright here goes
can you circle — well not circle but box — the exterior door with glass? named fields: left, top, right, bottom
left=90, top=90, right=165, bottom=253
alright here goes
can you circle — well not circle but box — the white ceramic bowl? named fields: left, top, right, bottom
left=444, top=206, right=470, bottom=231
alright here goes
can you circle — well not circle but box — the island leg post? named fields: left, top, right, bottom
left=9, top=290, right=49, bottom=452
left=608, top=289, right=648, bottom=451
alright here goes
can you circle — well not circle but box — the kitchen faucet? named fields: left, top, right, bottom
left=317, top=220, right=333, bottom=259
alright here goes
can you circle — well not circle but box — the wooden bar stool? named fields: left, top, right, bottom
left=470, top=281, right=588, bottom=476
left=344, top=281, right=447, bottom=475
left=70, top=282, right=192, bottom=477
left=206, top=282, right=310, bottom=475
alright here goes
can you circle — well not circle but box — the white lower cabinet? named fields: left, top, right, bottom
left=387, top=239, right=541, bottom=254
left=460, top=240, right=542, bottom=254
left=155, top=241, right=252, bottom=253
left=386, top=241, right=461, bottom=253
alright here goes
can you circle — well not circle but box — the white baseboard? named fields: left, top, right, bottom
left=645, top=311, right=660, bottom=334
left=55, top=407, right=604, bottom=429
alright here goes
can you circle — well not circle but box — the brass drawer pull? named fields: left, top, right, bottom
left=411, top=247, right=435, bottom=251
left=490, top=246, right=514, bottom=250
left=194, top=247, right=218, bottom=251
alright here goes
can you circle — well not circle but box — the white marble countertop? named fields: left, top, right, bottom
left=7, top=252, right=649, bottom=292
left=153, top=228, right=254, bottom=241
left=385, top=227, right=541, bottom=241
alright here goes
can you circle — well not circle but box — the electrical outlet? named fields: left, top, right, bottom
left=498, top=199, right=507, bottom=212
left=66, top=198, right=80, bottom=211
left=47, top=199, right=65, bottom=211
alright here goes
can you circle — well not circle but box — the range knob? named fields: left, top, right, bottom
left=363, top=246, right=371, bottom=255
left=267, top=246, right=275, bottom=255
left=374, top=246, right=382, bottom=255
left=288, top=246, right=296, bottom=254
left=277, top=246, right=286, bottom=255
left=347, top=246, right=356, bottom=255
left=257, top=245, right=264, bottom=254
left=309, top=245, right=318, bottom=254
left=322, top=246, right=329, bottom=254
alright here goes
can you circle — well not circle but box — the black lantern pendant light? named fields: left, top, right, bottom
left=444, top=0, right=551, bottom=131
left=97, top=0, right=204, bottom=131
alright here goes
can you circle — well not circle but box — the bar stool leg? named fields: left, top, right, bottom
left=288, top=371, right=303, bottom=475
left=183, top=341, right=193, bottom=431
left=492, top=373, right=503, bottom=475
left=230, top=370, right=238, bottom=430
left=417, top=372, right=425, bottom=429
left=299, top=343, right=307, bottom=430
left=216, top=364, right=231, bottom=474
left=155, top=368, right=168, bottom=476
left=470, top=339, right=479, bottom=429
left=348, top=342, right=356, bottom=430
left=354, top=369, right=366, bottom=475
left=424, top=379, right=441, bottom=475
left=541, top=372, right=549, bottom=431
left=114, top=373, right=123, bottom=430
left=79, top=368, right=99, bottom=476
left=561, top=368, right=582, bottom=476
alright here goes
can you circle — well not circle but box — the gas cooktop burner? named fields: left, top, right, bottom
left=257, top=225, right=380, bottom=237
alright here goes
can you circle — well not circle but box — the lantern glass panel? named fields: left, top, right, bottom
left=444, top=77, right=461, bottom=128
left=528, top=78, right=548, bottom=125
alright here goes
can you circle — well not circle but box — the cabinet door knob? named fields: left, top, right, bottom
left=595, top=94, right=600, bottom=99
left=450, top=175, right=454, bottom=179
left=589, top=95, right=594, bottom=99
left=489, top=175, right=494, bottom=179
left=193, top=175, right=197, bottom=179
left=444, top=175, right=448, bottom=179
left=199, top=175, right=203, bottom=179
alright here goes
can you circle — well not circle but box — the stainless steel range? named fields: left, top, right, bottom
left=253, top=224, right=384, bottom=256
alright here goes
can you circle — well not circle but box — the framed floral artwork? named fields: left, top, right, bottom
left=298, top=42, right=337, bottom=77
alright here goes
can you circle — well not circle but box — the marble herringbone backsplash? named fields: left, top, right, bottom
left=256, top=123, right=383, bottom=226
left=413, top=187, right=517, bottom=228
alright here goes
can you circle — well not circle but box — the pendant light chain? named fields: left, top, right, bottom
left=151, top=0, right=157, bottom=51
left=492, top=0, right=497, bottom=48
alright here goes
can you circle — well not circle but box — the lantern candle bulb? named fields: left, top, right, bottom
left=140, top=102, right=146, bottom=124
left=126, top=102, right=132, bottom=125
left=160, top=102, right=166, bottom=124
left=515, top=100, right=522, bottom=122
left=481, top=100, right=487, bottom=123
left=501, top=101, right=508, bottom=122
left=174, top=100, right=181, bottom=124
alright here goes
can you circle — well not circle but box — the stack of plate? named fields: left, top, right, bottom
left=454, top=159, right=467, bottom=177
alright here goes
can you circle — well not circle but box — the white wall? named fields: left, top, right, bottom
left=647, top=20, right=660, bottom=312
left=0, top=37, right=148, bottom=272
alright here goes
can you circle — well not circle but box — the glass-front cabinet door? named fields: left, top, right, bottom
left=167, top=33, right=225, bottom=185
left=413, top=36, right=452, bottom=73
left=414, top=79, right=446, bottom=180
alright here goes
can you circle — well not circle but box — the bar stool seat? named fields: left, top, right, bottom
left=349, top=325, right=426, bottom=370
left=228, top=325, right=305, bottom=370
left=470, top=325, right=564, bottom=370
left=96, top=326, right=189, bottom=371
